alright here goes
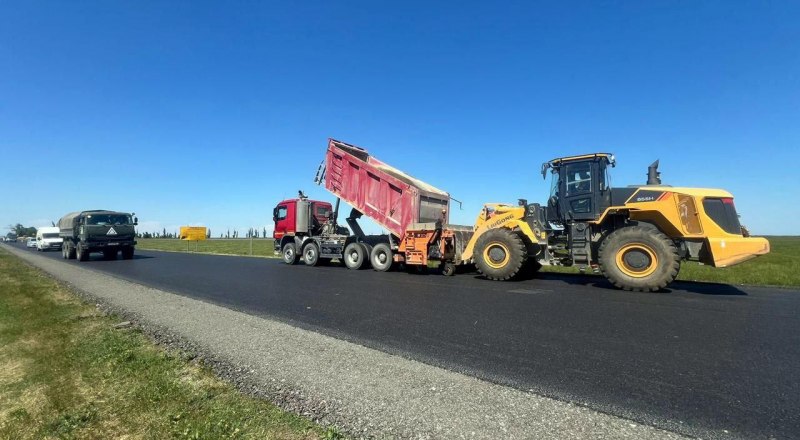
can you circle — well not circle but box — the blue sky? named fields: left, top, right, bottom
left=1, top=1, right=798, bottom=236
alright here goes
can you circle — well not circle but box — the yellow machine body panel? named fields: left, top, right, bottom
left=461, top=203, right=540, bottom=262
left=594, top=186, right=769, bottom=267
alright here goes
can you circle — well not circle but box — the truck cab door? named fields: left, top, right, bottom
left=272, top=203, right=292, bottom=239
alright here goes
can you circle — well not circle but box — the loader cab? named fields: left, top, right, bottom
left=542, top=153, right=615, bottom=223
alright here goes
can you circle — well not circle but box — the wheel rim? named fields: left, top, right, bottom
left=375, top=251, right=387, bottom=264
left=347, top=249, right=360, bottom=264
left=284, top=247, right=294, bottom=261
left=305, top=248, right=316, bottom=261
left=616, top=243, right=658, bottom=278
left=483, top=242, right=510, bottom=269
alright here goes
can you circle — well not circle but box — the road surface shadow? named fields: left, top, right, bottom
left=473, top=270, right=748, bottom=296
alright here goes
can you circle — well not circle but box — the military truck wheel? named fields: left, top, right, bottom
left=598, top=226, right=680, bottom=292
left=302, top=242, right=320, bottom=267
left=62, top=245, right=68, bottom=259
left=76, top=246, right=89, bottom=262
left=475, top=229, right=528, bottom=281
left=281, top=242, right=299, bottom=265
left=68, top=245, right=77, bottom=260
left=343, top=242, right=367, bottom=270
left=121, top=247, right=134, bottom=260
left=370, top=243, right=393, bottom=272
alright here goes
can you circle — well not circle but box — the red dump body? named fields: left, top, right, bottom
left=324, top=139, right=451, bottom=239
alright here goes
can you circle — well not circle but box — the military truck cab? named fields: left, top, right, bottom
left=59, top=210, right=138, bottom=261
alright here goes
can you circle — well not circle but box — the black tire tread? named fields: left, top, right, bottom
left=598, top=226, right=680, bottom=292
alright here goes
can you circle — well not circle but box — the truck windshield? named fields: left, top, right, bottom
left=43, top=233, right=59, bottom=239
left=87, top=215, right=131, bottom=225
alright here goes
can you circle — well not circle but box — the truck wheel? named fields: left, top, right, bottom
left=77, top=246, right=89, bottom=262
left=343, top=242, right=367, bottom=270
left=302, top=242, right=320, bottom=267
left=598, top=226, right=680, bottom=292
left=121, top=247, right=134, bottom=260
left=370, top=243, right=393, bottom=272
left=62, top=245, right=68, bottom=259
left=474, top=229, right=528, bottom=281
left=281, top=242, right=299, bottom=265
left=441, top=261, right=456, bottom=277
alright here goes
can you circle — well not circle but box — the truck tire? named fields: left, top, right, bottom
left=121, top=247, right=134, bottom=260
left=598, top=226, right=680, bottom=292
left=281, top=242, right=299, bottom=265
left=302, top=242, right=320, bottom=267
left=441, top=261, right=456, bottom=277
left=76, top=246, right=89, bottom=262
left=62, top=245, right=69, bottom=259
left=474, top=229, right=528, bottom=281
left=343, top=242, right=367, bottom=270
left=370, top=243, right=393, bottom=272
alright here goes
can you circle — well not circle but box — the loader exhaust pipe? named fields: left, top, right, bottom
left=647, top=160, right=661, bottom=185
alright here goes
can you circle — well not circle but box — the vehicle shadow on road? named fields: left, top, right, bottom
left=474, top=271, right=748, bottom=296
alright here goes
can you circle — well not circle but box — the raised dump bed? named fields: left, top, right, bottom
left=324, top=139, right=451, bottom=240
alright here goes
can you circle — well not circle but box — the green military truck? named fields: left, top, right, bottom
left=58, top=210, right=138, bottom=261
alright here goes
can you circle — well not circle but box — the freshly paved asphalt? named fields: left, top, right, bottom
left=14, top=243, right=800, bottom=439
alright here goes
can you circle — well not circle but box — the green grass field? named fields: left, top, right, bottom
left=138, top=238, right=277, bottom=257
left=137, top=236, right=800, bottom=288
left=0, top=248, right=336, bottom=439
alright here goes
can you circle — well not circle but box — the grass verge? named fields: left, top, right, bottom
left=0, top=248, right=334, bottom=439
left=137, top=238, right=277, bottom=258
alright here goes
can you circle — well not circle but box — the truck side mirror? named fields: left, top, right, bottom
left=134, top=217, right=138, bottom=225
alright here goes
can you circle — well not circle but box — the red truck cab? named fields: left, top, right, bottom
left=272, top=198, right=334, bottom=240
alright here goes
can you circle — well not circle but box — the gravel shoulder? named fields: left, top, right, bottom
left=3, top=244, right=688, bottom=440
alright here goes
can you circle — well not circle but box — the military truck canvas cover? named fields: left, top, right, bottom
left=58, top=210, right=133, bottom=237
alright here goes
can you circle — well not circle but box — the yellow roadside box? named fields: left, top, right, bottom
left=179, top=226, right=207, bottom=241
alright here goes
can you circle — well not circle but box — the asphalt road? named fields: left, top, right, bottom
left=15, top=243, right=800, bottom=439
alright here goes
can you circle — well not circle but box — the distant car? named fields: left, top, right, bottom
left=26, top=238, right=36, bottom=248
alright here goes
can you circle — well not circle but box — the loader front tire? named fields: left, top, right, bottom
left=475, top=229, right=528, bottom=281
left=598, top=226, right=680, bottom=292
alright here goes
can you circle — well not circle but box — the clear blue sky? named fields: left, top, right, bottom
left=2, top=1, right=798, bottom=236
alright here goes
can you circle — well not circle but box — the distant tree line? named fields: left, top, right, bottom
left=6, top=223, right=37, bottom=238
left=136, top=227, right=270, bottom=239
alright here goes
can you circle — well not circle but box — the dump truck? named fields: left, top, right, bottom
left=273, top=139, right=769, bottom=291
left=273, top=139, right=473, bottom=275
left=58, top=210, right=138, bottom=261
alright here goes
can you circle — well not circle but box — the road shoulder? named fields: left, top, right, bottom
left=2, top=244, right=687, bottom=439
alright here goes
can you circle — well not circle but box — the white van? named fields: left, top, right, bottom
left=36, top=227, right=63, bottom=252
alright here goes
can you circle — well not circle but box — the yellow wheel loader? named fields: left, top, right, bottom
left=462, top=154, right=770, bottom=291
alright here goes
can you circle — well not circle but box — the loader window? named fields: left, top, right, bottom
left=565, top=163, right=592, bottom=195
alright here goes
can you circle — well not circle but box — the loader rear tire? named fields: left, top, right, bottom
left=343, top=242, right=368, bottom=270
left=475, top=229, right=528, bottom=281
left=598, top=226, right=680, bottom=292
